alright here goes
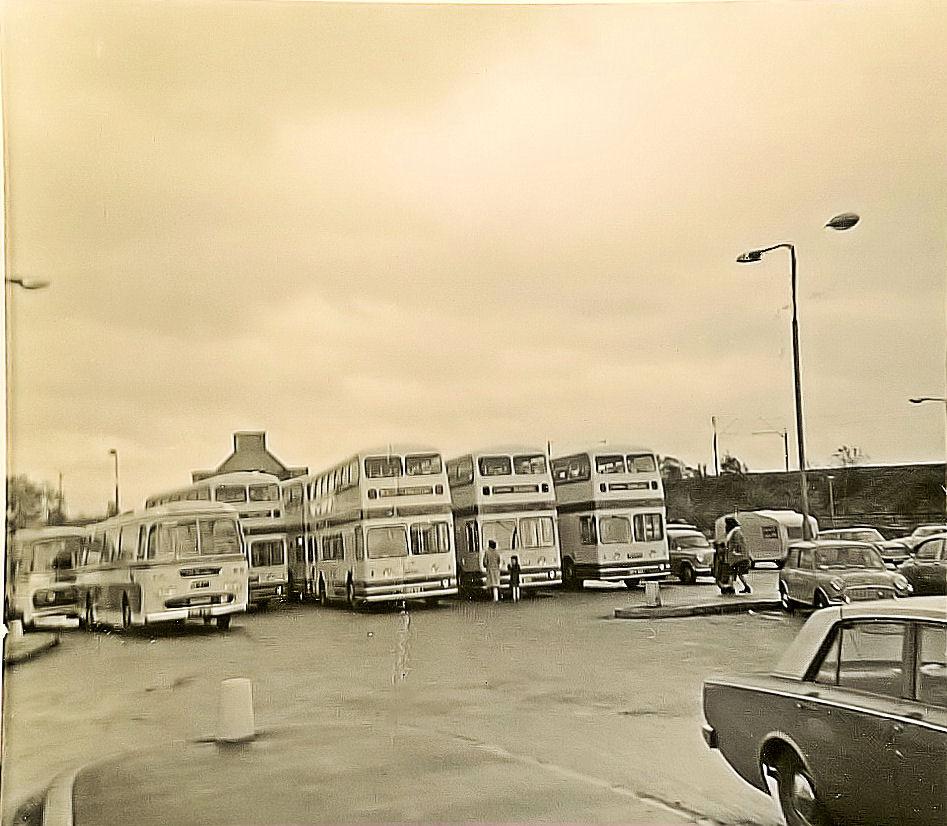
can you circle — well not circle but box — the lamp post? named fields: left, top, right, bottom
left=109, top=448, right=120, bottom=515
left=826, top=474, right=836, bottom=527
left=737, top=213, right=860, bottom=539
left=909, top=396, right=947, bottom=517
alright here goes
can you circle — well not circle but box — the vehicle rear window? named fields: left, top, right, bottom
left=595, top=455, right=625, bottom=474
left=249, top=484, right=279, bottom=502
left=405, top=454, right=442, bottom=476
left=513, top=454, right=547, bottom=475
left=479, top=456, right=512, bottom=477
left=365, top=457, right=403, bottom=478
left=916, top=624, right=947, bottom=708
left=815, top=621, right=909, bottom=699
left=627, top=454, right=656, bottom=472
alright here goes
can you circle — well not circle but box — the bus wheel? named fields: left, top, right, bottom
left=217, top=615, right=232, bottom=631
left=424, top=596, right=440, bottom=608
left=121, top=597, right=133, bottom=630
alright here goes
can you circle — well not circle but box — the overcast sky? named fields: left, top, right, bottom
left=4, top=0, right=945, bottom=516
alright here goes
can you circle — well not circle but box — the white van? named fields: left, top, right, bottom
left=713, top=510, right=819, bottom=567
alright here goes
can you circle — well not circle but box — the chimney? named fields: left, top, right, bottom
left=234, top=432, right=266, bottom=453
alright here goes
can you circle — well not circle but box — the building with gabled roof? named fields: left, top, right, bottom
left=192, top=431, right=307, bottom=482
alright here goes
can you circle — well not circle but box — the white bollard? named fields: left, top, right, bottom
left=644, top=581, right=662, bottom=607
left=8, top=620, right=23, bottom=641
left=216, top=678, right=255, bottom=743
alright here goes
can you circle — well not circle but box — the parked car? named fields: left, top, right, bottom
left=778, top=540, right=912, bottom=611
left=899, top=524, right=947, bottom=553
left=817, top=527, right=911, bottom=566
left=666, top=526, right=714, bottom=584
left=899, top=533, right=947, bottom=595
left=703, top=597, right=946, bottom=826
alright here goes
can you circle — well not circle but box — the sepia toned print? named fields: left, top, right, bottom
left=3, top=1, right=946, bottom=825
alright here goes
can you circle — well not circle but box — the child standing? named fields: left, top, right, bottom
left=508, top=555, right=522, bottom=603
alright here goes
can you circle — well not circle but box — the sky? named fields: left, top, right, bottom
left=3, top=0, right=946, bottom=517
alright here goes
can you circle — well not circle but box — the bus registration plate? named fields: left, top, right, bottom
left=191, top=580, right=210, bottom=589
left=405, top=586, right=422, bottom=594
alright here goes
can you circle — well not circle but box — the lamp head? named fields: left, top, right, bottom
left=736, top=250, right=764, bottom=264
left=826, top=213, right=860, bottom=231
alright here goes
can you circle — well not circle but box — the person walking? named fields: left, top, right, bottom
left=713, top=535, right=735, bottom=596
left=483, top=539, right=502, bottom=603
left=724, top=516, right=752, bottom=594
left=508, top=554, right=522, bottom=603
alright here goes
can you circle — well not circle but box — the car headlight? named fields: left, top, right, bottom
left=893, top=574, right=911, bottom=591
left=829, top=578, right=845, bottom=592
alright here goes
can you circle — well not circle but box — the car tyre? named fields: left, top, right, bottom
left=771, top=750, right=834, bottom=826
left=813, top=590, right=829, bottom=610
left=679, top=563, right=697, bottom=586
left=779, top=583, right=794, bottom=613
left=216, top=614, right=232, bottom=631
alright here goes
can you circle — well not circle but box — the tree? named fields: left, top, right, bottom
left=6, top=475, right=66, bottom=529
left=720, top=453, right=747, bottom=475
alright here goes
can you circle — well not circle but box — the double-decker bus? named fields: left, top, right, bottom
left=145, top=471, right=287, bottom=608
left=551, top=446, right=670, bottom=588
left=75, top=501, right=248, bottom=630
left=4, top=527, right=84, bottom=629
left=446, top=447, right=561, bottom=594
left=281, top=446, right=458, bottom=607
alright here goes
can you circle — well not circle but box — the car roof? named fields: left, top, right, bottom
left=773, top=596, right=947, bottom=679
left=789, top=539, right=880, bottom=549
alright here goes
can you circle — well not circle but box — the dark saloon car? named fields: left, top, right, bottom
left=778, top=540, right=912, bottom=611
left=703, top=597, right=946, bottom=826
left=900, top=533, right=947, bottom=595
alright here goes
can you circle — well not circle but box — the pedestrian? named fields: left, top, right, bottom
left=713, top=537, right=735, bottom=596
left=508, top=554, right=522, bottom=603
left=725, top=516, right=752, bottom=594
left=483, top=539, right=502, bottom=603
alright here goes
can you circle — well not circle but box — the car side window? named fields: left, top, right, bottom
left=798, top=548, right=813, bottom=570
left=915, top=539, right=944, bottom=561
left=835, top=622, right=909, bottom=699
left=915, top=624, right=947, bottom=708
left=785, top=547, right=799, bottom=567
left=812, top=629, right=841, bottom=686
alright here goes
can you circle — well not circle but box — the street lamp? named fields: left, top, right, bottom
left=908, top=396, right=947, bottom=517
left=737, top=213, right=860, bottom=539
left=109, top=449, right=120, bottom=515
left=826, top=475, right=836, bottom=528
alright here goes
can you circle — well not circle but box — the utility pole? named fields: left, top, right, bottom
left=712, top=416, right=719, bottom=476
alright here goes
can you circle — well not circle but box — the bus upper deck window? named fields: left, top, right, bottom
left=479, top=456, right=512, bottom=477
left=365, top=456, right=403, bottom=478
left=406, top=454, right=442, bottom=476
left=513, top=455, right=547, bottom=475
left=595, top=455, right=625, bottom=474
left=627, top=454, right=657, bottom=473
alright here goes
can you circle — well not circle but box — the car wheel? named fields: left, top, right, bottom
left=770, top=750, right=834, bottom=826
left=679, top=563, right=696, bottom=586
left=813, top=590, right=829, bottom=610
left=779, top=583, right=794, bottom=613
left=216, top=614, right=232, bottom=631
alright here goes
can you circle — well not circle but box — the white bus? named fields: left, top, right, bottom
left=446, top=447, right=561, bottom=594
left=551, top=446, right=670, bottom=588
left=281, top=446, right=458, bottom=607
left=4, top=527, right=84, bottom=629
left=75, top=501, right=248, bottom=630
left=146, top=471, right=287, bottom=608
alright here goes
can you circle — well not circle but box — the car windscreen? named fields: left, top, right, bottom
left=815, top=545, right=885, bottom=570
left=672, top=535, right=710, bottom=549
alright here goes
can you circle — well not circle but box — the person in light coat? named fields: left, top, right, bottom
left=483, top=539, right=502, bottom=603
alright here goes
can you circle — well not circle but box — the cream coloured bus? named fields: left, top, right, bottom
left=281, top=446, right=458, bottom=607
left=552, top=446, right=670, bottom=588
left=446, top=447, right=561, bottom=594
left=4, top=527, right=84, bottom=629
left=75, top=501, right=248, bottom=630
left=146, top=471, right=287, bottom=607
